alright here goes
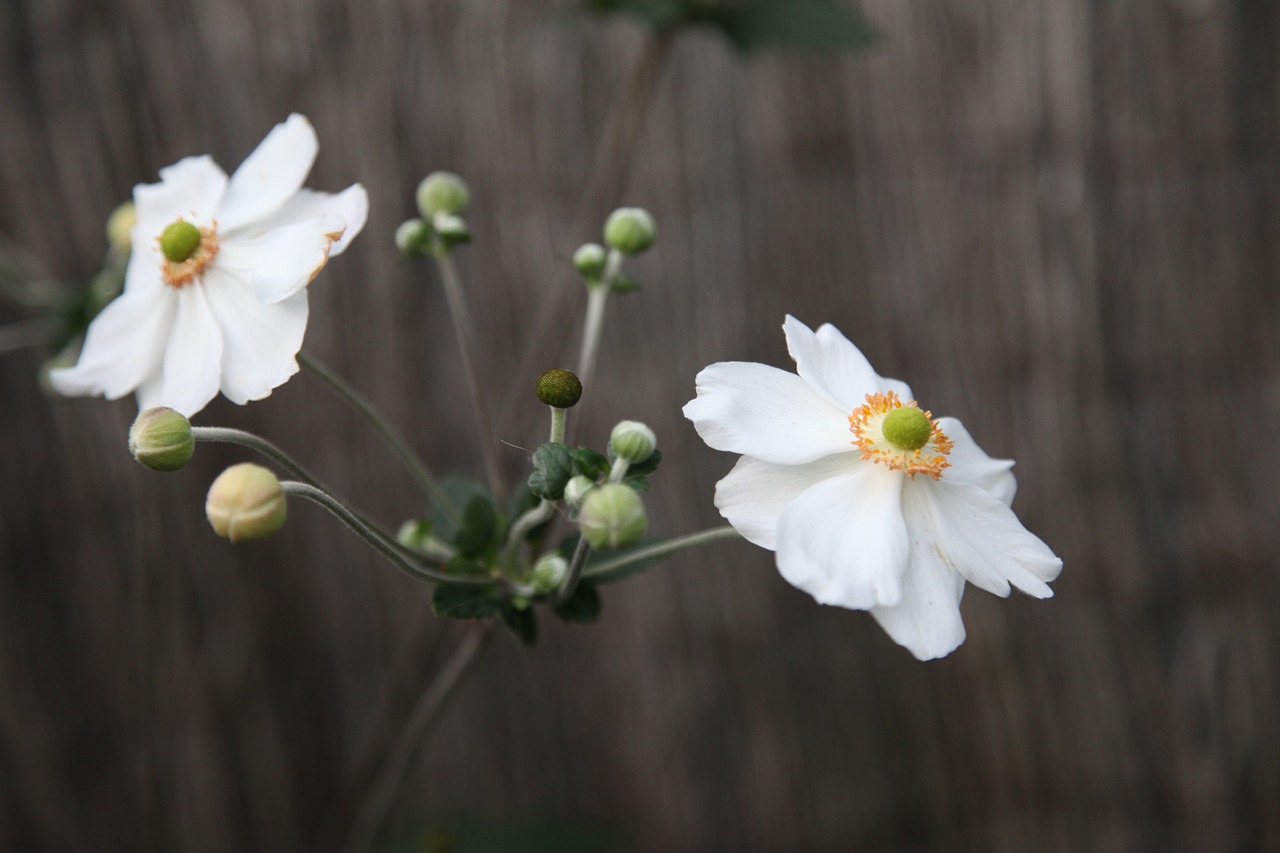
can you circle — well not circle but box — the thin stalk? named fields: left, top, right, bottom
left=281, top=481, right=479, bottom=586
left=549, top=406, right=567, bottom=444
left=553, top=536, right=592, bottom=606
left=583, top=525, right=742, bottom=582
left=341, top=623, right=497, bottom=853
left=298, top=350, right=459, bottom=526
left=431, top=250, right=505, bottom=505
left=502, top=403, right=569, bottom=565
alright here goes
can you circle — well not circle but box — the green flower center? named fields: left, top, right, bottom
left=881, top=405, right=932, bottom=452
left=160, top=220, right=202, bottom=263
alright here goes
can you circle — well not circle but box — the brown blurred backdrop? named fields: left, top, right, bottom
left=1, top=1, right=1278, bottom=850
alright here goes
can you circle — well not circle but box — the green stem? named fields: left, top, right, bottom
left=553, top=536, right=592, bottom=606
left=298, top=350, right=459, bottom=526
left=549, top=406, right=567, bottom=444
left=583, top=525, right=742, bottom=582
left=575, top=249, right=623, bottom=395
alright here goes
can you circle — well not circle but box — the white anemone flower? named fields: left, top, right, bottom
left=51, top=114, right=368, bottom=417
left=683, top=316, right=1062, bottom=660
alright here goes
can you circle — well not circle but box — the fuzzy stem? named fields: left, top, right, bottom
left=583, top=525, right=742, bottom=582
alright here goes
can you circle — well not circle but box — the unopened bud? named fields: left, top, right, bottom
left=395, top=218, right=430, bottom=256
left=610, top=420, right=656, bottom=464
left=432, top=212, right=471, bottom=246
left=531, top=554, right=569, bottom=594
left=573, top=243, right=607, bottom=278
left=416, top=171, right=470, bottom=217
left=579, top=483, right=647, bottom=550
left=603, top=207, right=656, bottom=255
left=106, top=201, right=136, bottom=255
left=536, top=368, right=583, bottom=409
left=563, top=475, right=595, bottom=509
left=206, top=463, right=287, bottom=543
left=128, top=407, right=194, bottom=472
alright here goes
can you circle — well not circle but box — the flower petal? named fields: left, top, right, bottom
left=913, top=477, right=1062, bottom=599
left=217, top=114, right=318, bottom=232
left=247, top=185, right=369, bottom=256
left=714, top=452, right=861, bottom=549
left=775, top=462, right=909, bottom=609
left=216, top=218, right=335, bottom=304
left=936, top=416, right=1016, bottom=506
left=133, top=155, right=228, bottom=232
left=783, top=314, right=912, bottom=409
left=48, top=284, right=175, bottom=402
left=153, top=285, right=223, bottom=416
left=201, top=268, right=308, bottom=405
left=683, top=362, right=854, bottom=465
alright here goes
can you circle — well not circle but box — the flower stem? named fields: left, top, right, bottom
left=553, top=536, right=592, bottom=606
left=575, top=250, right=622, bottom=395
left=340, top=622, right=496, bottom=853
left=549, top=406, right=567, bottom=444
left=583, top=525, right=742, bottom=582
left=431, top=250, right=505, bottom=506
left=297, top=350, right=459, bottom=526
left=280, top=481, right=477, bottom=586
left=192, top=426, right=324, bottom=486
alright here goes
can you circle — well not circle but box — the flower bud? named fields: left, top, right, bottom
left=536, top=368, right=583, bottom=409
left=563, top=475, right=595, bottom=509
left=531, top=553, right=569, bottom=594
left=106, top=201, right=136, bottom=255
left=206, top=463, right=287, bottom=543
left=610, top=420, right=656, bottom=464
left=573, top=242, right=607, bottom=278
left=432, top=212, right=471, bottom=246
left=603, top=207, right=656, bottom=255
left=395, top=218, right=431, bottom=256
left=416, top=171, right=470, bottom=217
left=128, top=407, right=194, bottom=472
left=578, top=483, right=647, bottom=550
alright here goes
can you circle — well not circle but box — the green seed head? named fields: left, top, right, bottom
left=160, top=220, right=202, bottom=263
left=536, top=368, right=583, bottom=409
left=128, top=407, right=194, bottom=472
left=881, top=406, right=932, bottom=452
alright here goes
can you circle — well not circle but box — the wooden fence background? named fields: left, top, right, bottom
left=1, top=0, right=1277, bottom=850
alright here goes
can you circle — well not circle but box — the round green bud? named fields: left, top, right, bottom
left=573, top=243, right=607, bottom=278
left=205, top=463, right=287, bottom=543
left=416, top=171, right=470, bottom=217
left=603, top=207, right=656, bottom=255
left=578, top=483, right=647, bottom=550
left=160, top=219, right=202, bottom=263
left=395, top=218, right=430, bottom=255
left=536, top=368, right=583, bottom=409
left=882, top=406, right=932, bottom=452
left=432, top=212, right=471, bottom=245
left=128, top=407, right=194, bottom=472
left=106, top=201, right=136, bottom=254
left=610, top=420, right=656, bottom=464
left=563, top=475, right=595, bottom=509
left=530, top=554, right=569, bottom=594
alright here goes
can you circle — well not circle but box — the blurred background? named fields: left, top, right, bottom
left=1, top=0, right=1278, bottom=850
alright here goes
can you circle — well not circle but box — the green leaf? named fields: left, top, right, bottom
left=610, top=273, right=640, bottom=294
left=718, top=0, right=878, bottom=53
left=429, top=477, right=490, bottom=540
left=553, top=583, right=603, bottom=624
left=570, top=447, right=610, bottom=481
left=528, top=442, right=577, bottom=500
left=452, top=494, right=501, bottom=558
left=433, top=584, right=501, bottom=620
left=625, top=476, right=650, bottom=493
left=608, top=446, right=663, bottom=480
left=499, top=605, right=538, bottom=646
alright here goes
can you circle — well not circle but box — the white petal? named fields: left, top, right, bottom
left=714, top=452, right=861, bottom=549
left=683, top=362, right=855, bottom=465
left=201, top=268, right=308, bottom=404
left=154, top=285, right=223, bottom=416
left=783, top=314, right=912, bottom=409
left=869, top=549, right=967, bottom=661
left=247, top=186, right=369, bottom=256
left=775, top=463, right=909, bottom=609
left=936, top=417, right=1017, bottom=506
left=217, top=114, right=318, bottom=232
left=48, top=286, right=175, bottom=402
left=914, top=478, right=1062, bottom=599
left=133, top=156, right=228, bottom=232
left=216, top=218, right=335, bottom=304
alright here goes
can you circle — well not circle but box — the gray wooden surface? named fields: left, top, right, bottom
left=1, top=1, right=1277, bottom=850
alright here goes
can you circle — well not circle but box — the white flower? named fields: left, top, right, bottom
left=683, top=316, right=1062, bottom=660
left=51, top=114, right=368, bottom=416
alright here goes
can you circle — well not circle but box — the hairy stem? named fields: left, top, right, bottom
left=583, top=525, right=742, bottom=582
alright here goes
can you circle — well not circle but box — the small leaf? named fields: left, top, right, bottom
left=453, top=494, right=501, bottom=558
left=610, top=274, right=640, bottom=294
left=528, top=442, right=577, bottom=500
left=625, top=476, right=650, bottom=493
left=570, top=447, right=610, bottom=481
left=499, top=605, right=538, bottom=646
left=553, top=583, right=602, bottom=624
left=433, top=584, right=501, bottom=620
left=607, top=447, right=662, bottom=479
left=429, top=478, right=490, bottom=540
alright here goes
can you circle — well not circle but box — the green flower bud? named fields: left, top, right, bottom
left=882, top=406, right=932, bottom=452
left=432, top=212, right=471, bottom=246
left=563, top=475, right=595, bottom=509
left=395, top=218, right=431, bottom=256
left=603, top=207, right=656, bottom=256
left=416, top=171, right=470, bottom=217
left=128, top=407, right=194, bottom=472
left=536, top=368, right=583, bottom=409
left=106, top=201, right=136, bottom=255
left=206, top=463, right=287, bottom=543
left=579, top=483, right=647, bottom=550
left=573, top=242, right=607, bottom=278
left=610, top=420, right=656, bottom=464
left=160, top=219, right=202, bottom=263
left=531, top=554, right=569, bottom=594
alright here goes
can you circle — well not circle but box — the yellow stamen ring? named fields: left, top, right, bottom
left=848, top=390, right=953, bottom=479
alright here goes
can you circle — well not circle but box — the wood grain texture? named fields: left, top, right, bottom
left=1, top=1, right=1277, bottom=850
